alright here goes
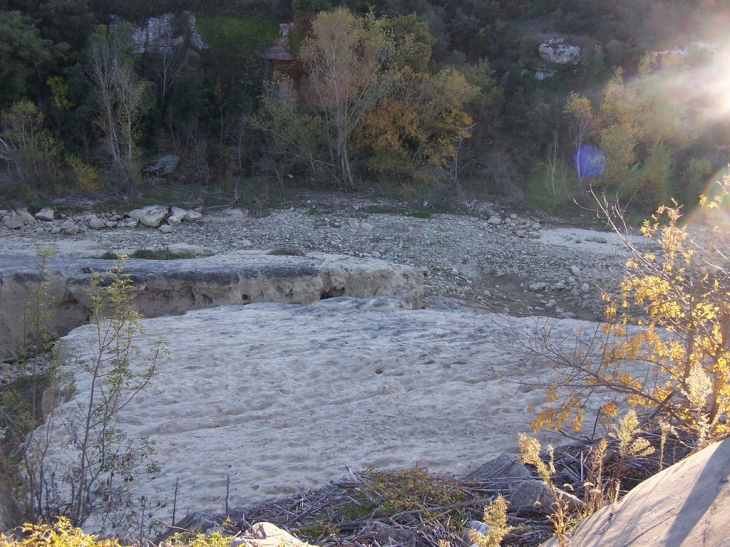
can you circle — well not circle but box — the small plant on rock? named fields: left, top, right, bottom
left=23, top=259, right=166, bottom=531
left=469, top=495, right=512, bottom=547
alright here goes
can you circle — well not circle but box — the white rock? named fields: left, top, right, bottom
left=361, top=222, right=373, bottom=232
left=487, top=215, right=502, bottom=225
left=88, top=216, right=106, bottom=230
left=166, top=243, right=208, bottom=256
left=118, top=218, right=139, bottom=229
left=223, top=208, right=247, bottom=219
left=242, top=239, right=254, bottom=248
left=570, top=265, right=581, bottom=277
left=170, top=206, right=202, bottom=222
left=232, top=522, right=313, bottom=547
left=17, top=209, right=35, bottom=224
left=3, top=214, right=25, bottom=230
left=159, top=224, right=173, bottom=234
left=529, top=282, right=547, bottom=291
left=127, top=205, right=169, bottom=228
left=166, top=216, right=182, bottom=226
left=539, top=39, right=583, bottom=64
left=35, top=208, right=55, bottom=221
left=581, top=283, right=590, bottom=293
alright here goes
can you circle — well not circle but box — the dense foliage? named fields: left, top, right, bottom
left=1, top=0, right=728, bottom=209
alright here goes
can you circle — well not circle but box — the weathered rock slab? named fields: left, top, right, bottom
left=0, top=251, right=423, bottom=360
left=542, top=436, right=730, bottom=546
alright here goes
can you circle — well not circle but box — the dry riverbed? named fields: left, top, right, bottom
left=0, top=195, right=644, bottom=323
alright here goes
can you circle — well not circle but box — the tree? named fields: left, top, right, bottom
left=563, top=61, right=700, bottom=212
left=525, top=179, right=730, bottom=445
left=354, top=65, right=477, bottom=184
left=24, top=261, right=165, bottom=529
left=87, top=24, right=150, bottom=193
left=0, top=100, right=61, bottom=189
left=299, top=7, right=393, bottom=187
left=563, top=91, right=594, bottom=202
left=0, top=11, right=57, bottom=108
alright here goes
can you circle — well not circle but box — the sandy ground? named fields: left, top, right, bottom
left=45, top=298, right=602, bottom=531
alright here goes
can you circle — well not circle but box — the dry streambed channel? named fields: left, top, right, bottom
left=0, top=199, right=651, bottom=530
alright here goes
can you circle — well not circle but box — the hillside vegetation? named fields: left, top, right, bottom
left=1, top=0, right=729, bottom=210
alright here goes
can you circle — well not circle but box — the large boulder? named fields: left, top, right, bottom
left=542, top=436, right=730, bottom=546
left=126, top=205, right=169, bottom=227
left=142, top=155, right=180, bottom=178
left=539, top=39, right=583, bottom=64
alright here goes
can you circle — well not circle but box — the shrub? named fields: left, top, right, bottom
left=526, top=177, right=730, bottom=445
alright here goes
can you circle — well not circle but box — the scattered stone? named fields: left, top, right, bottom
left=88, top=215, right=106, bottom=230
left=127, top=205, right=169, bottom=228
left=232, top=522, right=313, bottom=547
left=170, top=206, right=202, bottom=222
left=516, top=230, right=527, bottom=238
left=3, top=213, right=25, bottom=230
left=487, top=215, right=502, bottom=225
left=467, top=453, right=533, bottom=481
left=159, top=224, right=173, bottom=234
left=361, top=222, right=373, bottom=232
left=223, top=208, right=247, bottom=219
left=17, top=209, right=35, bottom=225
left=570, top=265, right=581, bottom=277
left=242, top=239, right=254, bottom=249
left=529, top=282, right=547, bottom=291
left=35, top=208, right=55, bottom=221
left=553, top=282, right=566, bottom=290
left=118, top=218, right=139, bottom=229
left=166, top=243, right=208, bottom=256
left=581, top=283, right=590, bottom=293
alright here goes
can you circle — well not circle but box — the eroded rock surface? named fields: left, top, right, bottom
left=0, top=252, right=423, bottom=360
left=47, top=298, right=597, bottom=530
